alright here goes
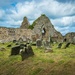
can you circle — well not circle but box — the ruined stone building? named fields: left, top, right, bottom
left=64, top=32, right=75, bottom=43
left=32, top=14, right=63, bottom=42
left=0, top=14, right=64, bottom=43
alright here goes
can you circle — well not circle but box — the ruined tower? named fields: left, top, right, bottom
left=20, top=17, right=30, bottom=29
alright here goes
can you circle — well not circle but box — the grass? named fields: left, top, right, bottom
left=0, top=42, right=75, bottom=75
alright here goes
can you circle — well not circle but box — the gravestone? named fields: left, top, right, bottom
left=64, top=42, right=70, bottom=49
left=27, top=45, right=34, bottom=55
left=42, top=40, right=53, bottom=52
left=57, top=43, right=62, bottom=48
left=11, top=46, right=20, bottom=55
left=36, top=39, right=42, bottom=47
left=45, top=41, right=50, bottom=48
left=42, top=40, right=50, bottom=48
left=21, top=45, right=34, bottom=61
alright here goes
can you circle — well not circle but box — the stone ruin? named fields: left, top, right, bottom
left=20, top=16, right=30, bottom=29
left=0, top=14, right=63, bottom=43
left=0, top=14, right=75, bottom=57
left=64, top=32, right=75, bottom=44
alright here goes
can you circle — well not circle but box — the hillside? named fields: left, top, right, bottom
left=0, top=42, right=75, bottom=75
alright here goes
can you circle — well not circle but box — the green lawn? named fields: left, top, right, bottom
left=0, top=42, right=75, bottom=75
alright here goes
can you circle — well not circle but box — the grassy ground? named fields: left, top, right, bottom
left=0, top=42, right=75, bottom=75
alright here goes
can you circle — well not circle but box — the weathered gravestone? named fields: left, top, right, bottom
left=64, top=42, right=70, bottom=49
left=57, top=43, right=63, bottom=48
left=27, top=45, right=34, bottom=55
left=36, top=39, right=42, bottom=47
left=42, top=40, right=53, bottom=53
left=11, top=45, right=20, bottom=55
left=21, top=45, right=34, bottom=61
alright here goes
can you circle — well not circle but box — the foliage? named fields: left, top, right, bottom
left=41, top=14, right=46, bottom=16
left=28, top=25, right=34, bottom=30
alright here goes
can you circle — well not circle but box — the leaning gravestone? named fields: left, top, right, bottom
left=36, top=39, right=42, bottom=47
left=11, top=45, right=20, bottom=55
left=64, top=42, right=70, bottom=49
left=27, top=45, right=34, bottom=55
left=21, top=45, right=34, bottom=61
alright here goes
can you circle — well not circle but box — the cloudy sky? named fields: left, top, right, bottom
left=0, top=0, right=75, bottom=35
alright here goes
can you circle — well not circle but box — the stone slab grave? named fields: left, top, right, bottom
left=11, top=45, right=20, bottom=55
left=36, top=39, right=42, bottom=48
left=57, top=43, right=63, bottom=48
left=21, top=45, right=34, bottom=61
left=11, top=44, right=26, bottom=55
left=64, top=42, right=70, bottom=49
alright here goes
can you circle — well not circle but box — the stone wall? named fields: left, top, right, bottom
left=0, top=27, right=32, bottom=42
